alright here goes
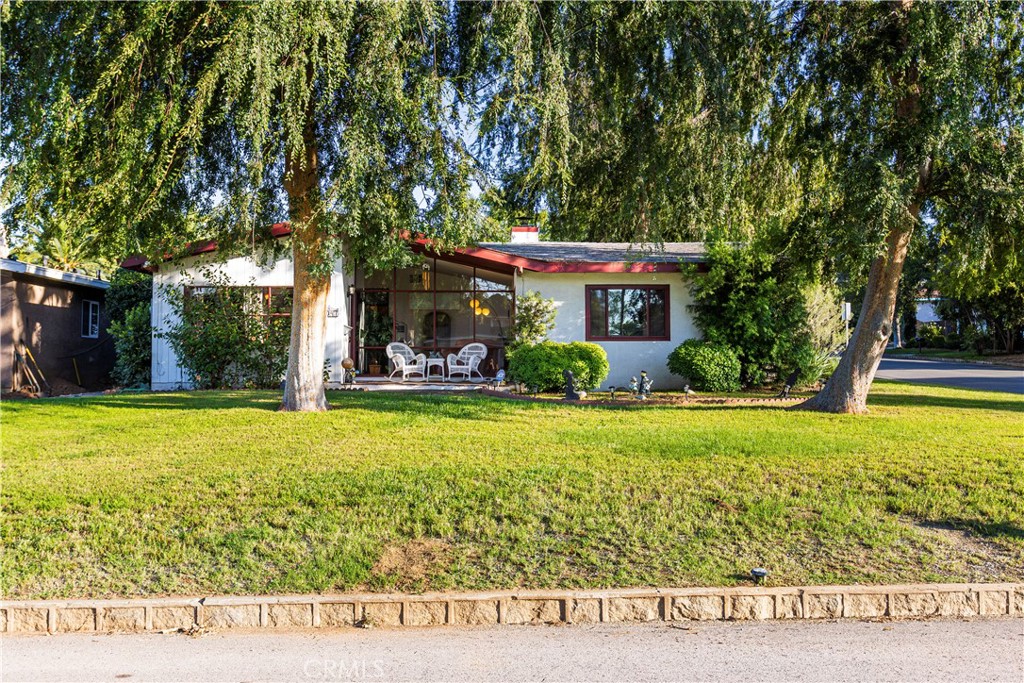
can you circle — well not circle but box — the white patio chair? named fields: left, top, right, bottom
left=386, top=342, right=427, bottom=382
left=447, top=343, right=487, bottom=382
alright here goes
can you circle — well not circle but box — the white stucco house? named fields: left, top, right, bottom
left=124, top=225, right=706, bottom=390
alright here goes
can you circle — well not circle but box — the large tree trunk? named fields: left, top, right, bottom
left=800, top=224, right=914, bottom=413
left=281, top=131, right=330, bottom=412
left=800, top=1, right=929, bottom=414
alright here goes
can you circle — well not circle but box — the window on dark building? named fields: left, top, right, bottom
left=81, top=300, right=100, bottom=338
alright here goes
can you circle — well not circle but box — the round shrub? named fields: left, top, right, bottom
left=667, top=339, right=741, bottom=392
left=507, top=341, right=609, bottom=392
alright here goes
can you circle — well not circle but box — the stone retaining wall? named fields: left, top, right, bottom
left=2, top=583, right=1020, bottom=634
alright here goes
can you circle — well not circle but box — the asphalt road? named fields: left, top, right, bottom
left=3, top=619, right=1022, bottom=682
left=876, top=356, right=1024, bottom=394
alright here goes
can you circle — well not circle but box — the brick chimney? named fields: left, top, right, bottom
left=510, top=225, right=540, bottom=244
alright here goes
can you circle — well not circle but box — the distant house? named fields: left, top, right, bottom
left=1, top=258, right=114, bottom=393
left=124, top=225, right=707, bottom=390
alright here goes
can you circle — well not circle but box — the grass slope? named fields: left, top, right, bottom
left=2, top=382, right=1022, bottom=599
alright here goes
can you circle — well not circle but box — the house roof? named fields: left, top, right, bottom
left=1, top=258, right=110, bottom=290
left=122, top=222, right=706, bottom=274
left=478, top=241, right=705, bottom=264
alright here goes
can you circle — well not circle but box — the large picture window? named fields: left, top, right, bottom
left=586, top=285, right=669, bottom=340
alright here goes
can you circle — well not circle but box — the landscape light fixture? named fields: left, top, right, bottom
left=751, top=568, right=769, bottom=584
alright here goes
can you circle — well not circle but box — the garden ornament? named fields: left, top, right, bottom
left=628, top=376, right=639, bottom=397
left=563, top=369, right=581, bottom=400
left=777, top=370, right=800, bottom=398
left=341, top=357, right=357, bottom=385
left=638, top=370, right=653, bottom=399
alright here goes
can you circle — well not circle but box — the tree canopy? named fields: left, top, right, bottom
left=3, top=1, right=1021, bottom=412
left=3, top=1, right=481, bottom=268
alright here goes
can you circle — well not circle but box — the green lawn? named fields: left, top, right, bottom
left=2, top=382, right=1022, bottom=599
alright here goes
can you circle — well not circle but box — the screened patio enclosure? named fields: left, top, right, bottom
left=352, top=256, right=514, bottom=377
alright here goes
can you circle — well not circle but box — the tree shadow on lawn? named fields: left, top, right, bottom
left=327, top=391, right=526, bottom=421
left=866, top=390, right=1023, bottom=413
left=43, top=390, right=513, bottom=421
left=27, top=386, right=1022, bottom=419
left=36, top=391, right=283, bottom=412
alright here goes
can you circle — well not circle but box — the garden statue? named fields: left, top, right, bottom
left=628, top=376, right=639, bottom=397
left=777, top=370, right=800, bottom=398
left=341, top=357, right=357, bottom=386
left=563, top=369, right=581, bottom=400
left=638, top=370, right=653, bottom=399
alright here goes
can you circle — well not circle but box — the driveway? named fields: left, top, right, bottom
left=877, top=356, right=1024, bottom=394
left=4, top=619, right=1022, bottom=682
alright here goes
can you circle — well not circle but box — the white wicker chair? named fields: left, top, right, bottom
left=386, top=342, right=427, bottom=382
left=447, top=343, right=487, bottom=382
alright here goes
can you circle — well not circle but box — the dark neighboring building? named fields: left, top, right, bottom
left=1, top=258, right=114, bottom=393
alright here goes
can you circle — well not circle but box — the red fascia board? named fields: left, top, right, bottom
left=121, top=223, right=293, bottom=271
left=451, top=244, right=690, bottom=274
left=408, top=234, right=693, bottom=274
left=122, top=223, right=702, bottom=274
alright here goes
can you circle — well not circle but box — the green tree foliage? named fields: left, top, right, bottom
left=507, top=341, right=609, bottom=392
left=3, top=2, right=482, bottom=410
left=161, top=272, right=290, bottom=390
left=109, top=304, right=152, bottom=388
left=106, top=269, right=153, bottom=387
left=666, top=339, right=742, bottom=393
left=773, top=2, right=1024, bottom=411
left=468, top=1, right=1022, bottom=412
left=508, top=290, right=556, bottom=348
left=688, top=242, right=815, bottom=387
left=459, top=1, right=777, bottom=242
left=106, top=269, right=152, bottom=325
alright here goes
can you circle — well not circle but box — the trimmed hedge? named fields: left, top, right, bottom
left=507, top=341, right=609, bottom=392
left=667, top=339, right=742, bottom=392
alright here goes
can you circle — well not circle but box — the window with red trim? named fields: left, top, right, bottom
left=586, top=285, right=669, bottom=340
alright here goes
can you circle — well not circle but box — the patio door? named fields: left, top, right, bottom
left=355, top=290, right=392, bottom=376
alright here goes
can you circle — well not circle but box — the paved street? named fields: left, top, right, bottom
left=3, top=618, right=1022, bottom=682
left=877, top=356, right=1024, bottom=394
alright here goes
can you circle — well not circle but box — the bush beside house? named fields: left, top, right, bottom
left=688, top=243, right=817, bottom=387
left=507, top=341, right=609, bottom=392
left=667, top=339, right=742, bottom=392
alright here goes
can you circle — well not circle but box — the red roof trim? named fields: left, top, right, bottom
left=120, top=223, right=293, bottom=271
left=456, top=245, right=685, bottom=273
left=122, top=222, right=702, bottom=274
